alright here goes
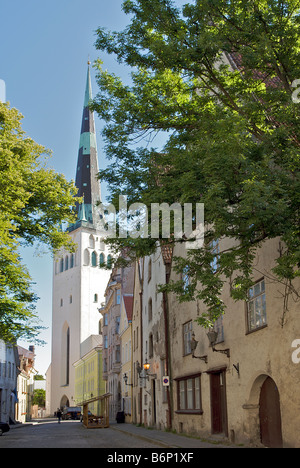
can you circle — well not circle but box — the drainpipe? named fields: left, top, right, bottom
left=138, top=259, right=144, bottom=426
left=163, top=263, right=173, bottom=430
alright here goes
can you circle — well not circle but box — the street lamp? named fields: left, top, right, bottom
left=207, top=329, right=230, bottom=358
left=123, top=373, right=133, bottom=387
left=136, top=360, right=156, bottom=380
left=143, top=359, right=150, bottom=372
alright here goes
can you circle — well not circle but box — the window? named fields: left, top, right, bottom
left=182, top=265, right=190, bottom=291
left=214, top=315, right=224, bottom=343
left=70, top=254, right=74, bottom=268
left=183, top=321, right=193, bottom=356
left=176, top=374, right=202, bottom=414
left=149, top=333, right=154, bottom=358
left=99, top=253, right=105, bottom=268
left=91, top=251, right=97, bottom=267
left=116, top=289, right=121, bottom=305
left=148, top=258, right=152, bottom=282
left=60, top=258, right=64, bottom=273
left=115, top=316, right=120, bottom=334
left=94, top=294, right=98, bottom=303
left=209, top=239, right=219, bottom=273
left=65, top=256, right=69, bottom=271
left=148, top=298, right=152, bottom=322
left=107, top=255, right=113, bottom=269
left=83, top=249, right=90, bottom=266
left=247, top=279, right=267, bottom=332
left=104, top=313, right=108, bottom=326
left=115, top=345, right=121, bottom=363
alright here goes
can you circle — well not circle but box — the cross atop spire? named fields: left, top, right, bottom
left=69, top=62, right=102, bottom=232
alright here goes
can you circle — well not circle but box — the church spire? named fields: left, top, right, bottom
left=70, top=62, right=102, bottom=231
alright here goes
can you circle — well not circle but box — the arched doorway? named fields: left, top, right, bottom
left=259, top=377, right=283, bottom=448
left=60, top=395, right=70, bottom=410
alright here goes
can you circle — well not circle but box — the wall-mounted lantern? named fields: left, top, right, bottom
left=191, top=332, right=208, bottom=363
left=123, top=373, right=133, bottom=387
left=136, top=360, right=157, bottom=380
left=207, top=330, right=230, bottom=358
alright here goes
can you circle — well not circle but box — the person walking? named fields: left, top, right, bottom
left=57, top=408, right=62, bottom=424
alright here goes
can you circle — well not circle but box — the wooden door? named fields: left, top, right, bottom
left=210, top=370, right=228, bottom=435
left=259, top=377, right=283, bottom=448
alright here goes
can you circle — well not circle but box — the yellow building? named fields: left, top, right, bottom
left=74, top=345, right=106, bottom=416
left=120, top=294, right=134, bottom=423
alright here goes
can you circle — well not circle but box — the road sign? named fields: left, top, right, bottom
left=162, top=376, right=169, bottom=387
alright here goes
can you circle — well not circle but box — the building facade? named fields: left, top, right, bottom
left=140, top=248, right=170, bottom=430
left=73, top=341, right=106, bottom=412
left=160, top=238, right=300, bottom=448
left=114, top=235, right=299, bottom=448
left=0, top=340, right=18, bottom=424
left=101, top=264, right=134, bottom=420
left=120, top=294, right=133, bottom=422
left=16, top=345, right=37, bottom=423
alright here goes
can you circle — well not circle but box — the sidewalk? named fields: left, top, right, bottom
left=110, top=423, right=241, bottom=448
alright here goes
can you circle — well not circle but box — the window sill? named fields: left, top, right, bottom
left=175, top=410, right=203, bottom=415
left=246, top=324, right=268, bottom=335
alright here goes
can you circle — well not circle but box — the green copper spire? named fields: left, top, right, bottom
left=68, top=61, right=102, bottom=232
left=84, top=61, right=93, bottom=108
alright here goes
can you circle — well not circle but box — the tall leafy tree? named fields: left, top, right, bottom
left=0, top=102, right=79, bottom=343
left=92, top=0, right=300, bottom=327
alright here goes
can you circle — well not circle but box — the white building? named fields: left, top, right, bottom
left=16, top=345, right=37, bottom=423
left=49, top=64, right=111, bottom=415
left=0, top=340, right=19, bottom=424
left=140, top=246, right=172, bottom=429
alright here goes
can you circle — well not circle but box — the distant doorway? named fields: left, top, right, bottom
left=259, top=377, right=283, bottom=448
left=60, top=395, right=70, bottom=410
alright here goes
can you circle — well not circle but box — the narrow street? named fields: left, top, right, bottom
left=0, top=420, right=160, bottom=449
left=0, top=419, right=234, bottom=450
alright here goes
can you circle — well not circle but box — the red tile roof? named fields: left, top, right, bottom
left=123, top=295, right=134, bottom=322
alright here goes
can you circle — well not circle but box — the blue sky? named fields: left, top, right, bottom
left=0, top=0, right=187, bottom=375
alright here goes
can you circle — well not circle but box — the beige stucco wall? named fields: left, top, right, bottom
left=168, top=237, right=300, bottom=447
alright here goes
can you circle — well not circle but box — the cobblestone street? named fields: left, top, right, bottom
left=0, top=420, right=235, bottom=449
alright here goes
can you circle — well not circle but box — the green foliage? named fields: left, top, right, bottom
left=93, top=0, right=300, bottom=326
left=0, top=103, right=80, bottom=343
left=32, top=388, right=46, bottom=407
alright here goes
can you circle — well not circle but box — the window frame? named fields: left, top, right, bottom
left=246, top=278, right=267, bottom=333
left=183, top=320, right=193, bottom=356
left=175, top=373, right=203, bottom=415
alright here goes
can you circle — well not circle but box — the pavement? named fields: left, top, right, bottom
left=110, top=422, right=241, bottom=448
left=8, top=419, right=244, bottom=448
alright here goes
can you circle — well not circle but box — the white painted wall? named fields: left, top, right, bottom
left=50, top=226, right=111, bottom=415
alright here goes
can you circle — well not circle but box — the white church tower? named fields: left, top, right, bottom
left=49, top=63, right=111, bottom=414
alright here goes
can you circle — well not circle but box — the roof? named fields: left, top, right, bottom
left=160, top=242, right=173, bottom=265
left=17, top=346, right=34, bottom=360
left=123, top=295, right=134, bottom=322
left=227, top=52, right=282, bottom=89
left=69, top=63, right=102, bottom=231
